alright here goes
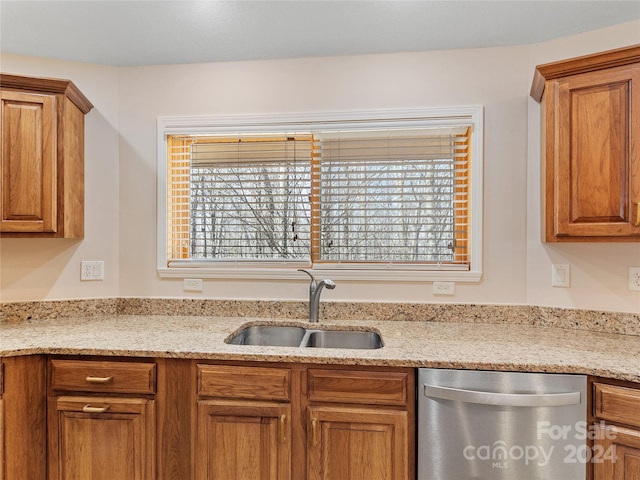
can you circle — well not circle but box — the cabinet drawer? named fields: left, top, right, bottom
left=50, top=359, right=156, bottom=394
left=308, top=369, right=409, bottom=406
left=197, top=364, right=290, bottom=401
left=594, top=383, right=640, bottom=429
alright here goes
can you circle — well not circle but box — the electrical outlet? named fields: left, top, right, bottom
left=433, top=281, right=455, bottom=296
left=628, top=267, right=640, bottom=291
left=184, top=278, right=203, bottom=292
left=80, top=261, right=104, bottom=281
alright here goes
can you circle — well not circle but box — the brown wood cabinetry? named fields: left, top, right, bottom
left=196, top=364, right=293, bottom=480
left=0, top=73, right=93, bottom=238
left=531, top=45, right=640, bottom=242
left=592, top=379, right=640, bottom=479
left=0, top=356, right=47, bottom=480
left=48, top=358, right=156, bottom=480
left=306, top=368, right=413, bottom=480
left=194, top=362, right=414, bottom=480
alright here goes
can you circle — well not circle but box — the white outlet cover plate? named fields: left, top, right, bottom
left=433, top=281, right=455, bottom=295
left=184, top=278, right=203, bottom=292
left=628, top=267, right=640, bottom=291
left=81, top=261, right=104, bottom=281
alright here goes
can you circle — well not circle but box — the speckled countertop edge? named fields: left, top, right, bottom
left=1, top=314, right=639, bottom=383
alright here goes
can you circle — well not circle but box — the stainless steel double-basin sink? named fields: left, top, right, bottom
left=226, top=324, right=383, bottom=350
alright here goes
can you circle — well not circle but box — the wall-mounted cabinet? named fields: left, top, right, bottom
left=0, top=74, right=93, bottom=238
left=531, top=45, right=640, bottom=242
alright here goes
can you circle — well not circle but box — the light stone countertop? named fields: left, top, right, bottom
left=1, top=314, right=639, bottom=382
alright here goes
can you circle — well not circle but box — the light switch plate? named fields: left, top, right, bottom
left=551, top=264, right=570, bottom=288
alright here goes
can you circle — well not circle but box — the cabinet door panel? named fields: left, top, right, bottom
left=308, top=406, right=408, bottom=480
left=196, top=400, right=291, bottom=480
left=594, top=424, right=640, bottom=480
left=49, top=396, right=155, bottom=480
left=554, top=65, right=640, bottom=237
left=1, top=91, right=56, bottom=232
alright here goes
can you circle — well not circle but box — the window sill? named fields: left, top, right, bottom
left=157, top=266, right=482, bottom=283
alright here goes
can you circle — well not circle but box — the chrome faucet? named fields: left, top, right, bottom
left=298, top=269, right=336, bottom=322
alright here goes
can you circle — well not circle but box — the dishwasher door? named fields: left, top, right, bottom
left=418, top=369, right=587, bottom=480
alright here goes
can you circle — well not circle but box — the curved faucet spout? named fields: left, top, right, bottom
left=298, top=269, right=336, bottom=322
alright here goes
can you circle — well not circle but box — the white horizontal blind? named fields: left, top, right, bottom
left=167, top=135, right=312, bottom=262
left=312, top=127, right=471, bottom=265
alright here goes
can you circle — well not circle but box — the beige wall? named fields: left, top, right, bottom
left=0, top=54, right=120, bottom=302
left=1, top=20, right=639, bottom=313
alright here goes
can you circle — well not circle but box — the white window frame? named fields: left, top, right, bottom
left=157, top=106, right=483, bottom=282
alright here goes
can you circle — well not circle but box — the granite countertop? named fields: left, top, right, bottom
left=1, top=314, right=639, bottom=382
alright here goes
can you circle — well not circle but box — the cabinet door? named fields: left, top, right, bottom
left=550, top=64, right=640, bottom=238
left=307, top=405, right=409, bottom=480
left=1, top=91, right=57, bottom=233
left=196, top=400, right=291, bottom=480
left=48, top=396, right=155, bottom=480
left=593, top=424, right=640, bottom=479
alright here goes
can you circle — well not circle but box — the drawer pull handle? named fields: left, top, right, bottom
left=311, top=418, right=318, bottom=446
left=85, top=376, right=113, bottom=384
left=82, top=404, right=110, bottom=413
left=280, top=414, right=287, bottom=444
left=635, top=202, right=640, bottom=227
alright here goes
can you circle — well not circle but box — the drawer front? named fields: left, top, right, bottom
left=594, top=383, right=640, bottom=429
left=197, top=364, right=290, bottom=401
left=50, top=359, right=156, bottom=394
left=308, top=369, right=409, bottom=406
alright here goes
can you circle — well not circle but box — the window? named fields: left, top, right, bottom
left=157, top=107, right=483, bottom=281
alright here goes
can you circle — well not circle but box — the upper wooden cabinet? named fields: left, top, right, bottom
left=0, top=73, right=93, bottom=238
left=531, top=45, right=640, bottom=242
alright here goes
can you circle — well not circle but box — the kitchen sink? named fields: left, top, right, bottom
left=304, top=330, right=383, bottom=350
left=226, top=324, right=383, bottom=349
left=226, top=325, right=307, bottom=347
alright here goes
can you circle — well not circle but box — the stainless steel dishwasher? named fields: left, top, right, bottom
left=418, top=369, right=587, bottom=480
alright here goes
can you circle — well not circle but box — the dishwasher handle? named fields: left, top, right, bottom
left=423, top=384, right=581, bottom=407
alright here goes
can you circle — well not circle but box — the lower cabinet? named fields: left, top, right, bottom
left=307, top=406, right=409, bottom=480
left=195, top=362, right=415, bottom=480
left=196, top=400, right=291, bottom=480
left=592, top=380, right=640, bottom=480
left=593, top=424, right=640, bottom=479
left=2, top=355, right=414, bottom=480
left=0, top=356, right=47, bottom=480
left=48, top=397, right=155, bottom=480
left=47, top=358, right=157, bottom=480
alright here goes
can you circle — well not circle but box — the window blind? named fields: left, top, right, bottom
left=312, top=127, right=471, bottom=265
left=165, top=126, right=471, bottom=268
left=167, top=135, right=312, bottom=263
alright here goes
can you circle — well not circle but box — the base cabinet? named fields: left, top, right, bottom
left=592, top=380, right=640, bottom=480
left=47, top=358, right=157, bottom=480
left=0, top=356, right=47, bottom=480
left=48, top=397, right=155, bottom=480
left=594, top=424, right=640, bottom=479
left=307, top=406, right=409, bottom=480
left=196, top=400, right=291, bottom=480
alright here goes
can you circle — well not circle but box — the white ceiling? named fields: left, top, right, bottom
left=1, top=0, right=639, bottom=67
